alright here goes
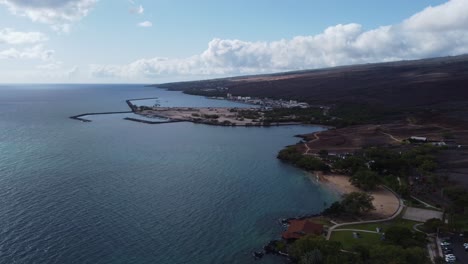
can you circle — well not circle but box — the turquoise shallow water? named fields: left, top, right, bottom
left=0, top=84, right=337, bottom=264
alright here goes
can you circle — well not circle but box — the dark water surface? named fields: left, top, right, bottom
left=0, top=84, right=337, bottom=264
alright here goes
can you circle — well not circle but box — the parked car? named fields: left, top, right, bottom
left=443, top=248, right=453, bottom=254
left=445, top=256, right=456, bottom=263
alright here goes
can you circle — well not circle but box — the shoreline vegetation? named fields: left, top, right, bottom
left=145, top=55, right=468, bottom=263
left=70, top=96, right=335, bottom=128
left=70, top=84, right=468, bottom=263
left=150, top=86, right=468, bottom=263
left=267, top=120, right=468, bottom=263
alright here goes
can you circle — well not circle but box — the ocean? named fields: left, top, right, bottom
left=0, top=84, right=337, bottom=264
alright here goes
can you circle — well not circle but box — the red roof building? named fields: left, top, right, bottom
left=282, top=220, right=324, bottom=240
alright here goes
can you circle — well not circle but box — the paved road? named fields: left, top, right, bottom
left=450, top=235, right=468, bottom=264
left=333, top=229, right=379, bottom=234
left=402, top=206, right=443, bottom=222
left=326, top=186, right=404, bottom=240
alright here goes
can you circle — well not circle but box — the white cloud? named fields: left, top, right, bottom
left=0, top=28, right=47, bottom=44
left=65, top=66, right=79, bottom=77
left=137, top=21, right=152, bottom=27
left=0, top=0, right=98, bottom=32
left=36, top=61, right=63, bottom=70
left=130, top=4, right=144, bottom=14
left=0, top=45, right=54, bottom=60
left=91, top=0, right=468, bottom=80
left=34, top=60, right=79, bottom=78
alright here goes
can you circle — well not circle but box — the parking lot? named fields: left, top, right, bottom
left=440, top=235, right=468, bottom=263
left=402, top=207, right=443, bottom=222
left=451, top=235, right=467, bottom=264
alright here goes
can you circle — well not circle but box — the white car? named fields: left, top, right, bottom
left=463, top=242, right=468, bottom=247
left=441, top=241, right=451, bottom=246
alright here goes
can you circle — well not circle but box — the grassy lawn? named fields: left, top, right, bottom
left=335, top=218, right=422, bottom=232
left=330, top=218, right=424, bottom=250
left=330, top=230, right=383, bottom=250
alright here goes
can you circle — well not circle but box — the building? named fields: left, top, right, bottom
left=409, top=136, right=427, bottom=142
left=282, top=220, right=324, bottom=241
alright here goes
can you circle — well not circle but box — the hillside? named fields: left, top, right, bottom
left=154, top=54, right=468, bottom=111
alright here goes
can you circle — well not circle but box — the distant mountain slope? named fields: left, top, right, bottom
left=154, top=54, right=468, bottom=110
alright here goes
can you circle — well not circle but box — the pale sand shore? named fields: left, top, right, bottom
left=313, top=172, right=400, bottom=219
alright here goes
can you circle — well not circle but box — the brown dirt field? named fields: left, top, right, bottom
left=301, top=120, right=467, bottom=155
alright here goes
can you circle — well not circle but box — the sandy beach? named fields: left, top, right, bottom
left=313, top=172, right=400, bottom=219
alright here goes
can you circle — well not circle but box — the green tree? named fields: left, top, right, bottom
left=423, top=218, right=444, bottom=233
left=277, top=146, right=303, bottom=163
left=332, top=156, right=367, bottom=175
left=418, top=159, right=437, bottom=172
left=385, top=226, right=426, bottom=248
left=289, top=235, right=342, bottom=261
left=352, top=244, right=370, bottom=262
left=297, top=156, right=329, bottom=171
left=341, top=192, right=375, bottom=215
left=385, top=226, right=413, bottom=246
left=350, top=169, right=381, bottom=191
left=322, top=201, right=344, bottom=216
left=368, top=245, right=429, bottom=264
left=318, top=149, right=328, bottom=158
left=300, top=249, right=323, bottom=264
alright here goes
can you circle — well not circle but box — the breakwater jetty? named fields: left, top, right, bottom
left=70, top=97, right=169, bottom=124
left=126, top=97, right=160, bottom=109
left=123, top=117, right=182, bottom=124
left=70, top=111, right=133, bottom=122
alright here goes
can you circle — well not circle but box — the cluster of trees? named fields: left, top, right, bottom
left=183, top=88, right=227, bottom=97
left=328, top=103, right=398, bottom=127
left=330, top=145, right=441, bottom=194
left=237, top=110, right=261, bottom=120
left=289, top=236, right=349, bottom=264
left=263, top=108, right=326, bottom=123
left=444, top=186, right=468, bottom=213
left=384, top=226, right=426, bottom=248
left=288, top=232, right=429, bottom=264
left=422, top=218, right=445, bottom=233
left=351, top=244, right=429, bottom=264
left=323, top=192, right=375, bottom=217
left=236, top=107, right=338, bottom=125
left=236, top=105, right=400, bottom=127
left=203, top=114, right=219, bottom=119
left=278, top=146, right=329, bottom=172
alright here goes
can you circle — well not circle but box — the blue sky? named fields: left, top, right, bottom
left=0, top=0, right=466, bottom=83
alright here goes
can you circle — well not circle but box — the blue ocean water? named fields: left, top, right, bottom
left=0, top=84, right=337, bottom=264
